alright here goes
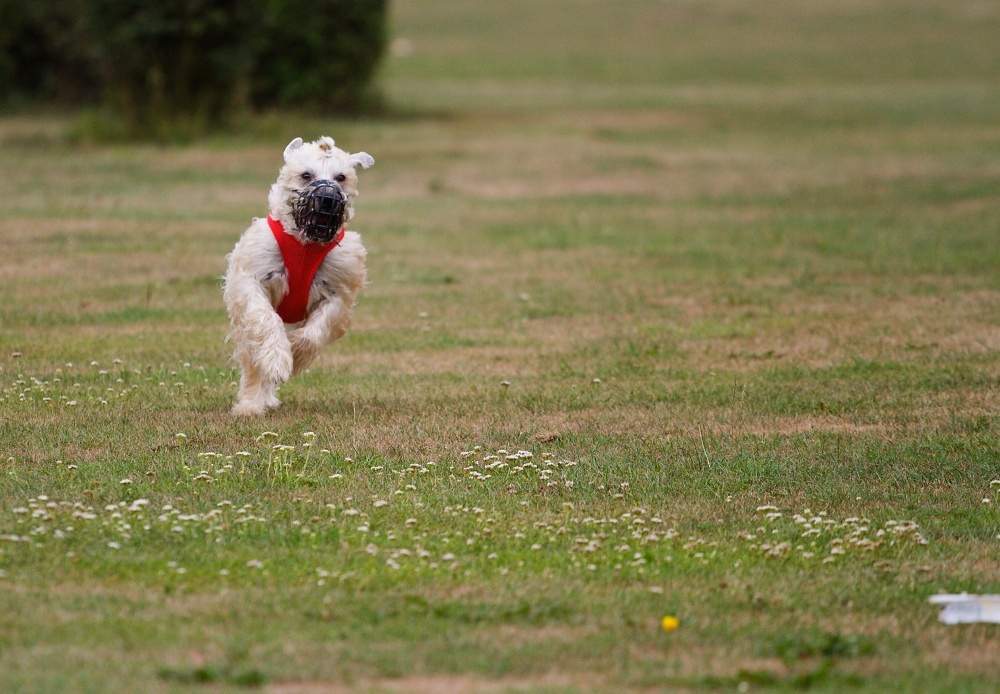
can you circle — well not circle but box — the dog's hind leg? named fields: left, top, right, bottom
left=289, top=296, right=353, bottom=375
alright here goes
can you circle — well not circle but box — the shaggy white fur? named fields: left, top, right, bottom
left=223, top=136, right=373, bottom=416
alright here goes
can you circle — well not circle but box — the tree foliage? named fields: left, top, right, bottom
left=0, top=0, right=389, bottom=136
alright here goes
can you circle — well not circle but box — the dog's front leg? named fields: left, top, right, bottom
left=289, top=295, right=352, bottom=375
left=224, top=269, right=293, bottom=415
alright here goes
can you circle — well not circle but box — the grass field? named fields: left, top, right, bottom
left=1, top=1, right=999, bottom=691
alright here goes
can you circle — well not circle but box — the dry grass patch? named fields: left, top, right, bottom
left=269, top=672, right=598, bottom=694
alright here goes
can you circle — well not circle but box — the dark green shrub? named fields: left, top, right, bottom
left=249, top=0, right=389, bottom=112
left=0, top=1, right=99, bottom=106
left=81, top=0, right=256, bottom=138
left=1, top=0, right=389, bottom=138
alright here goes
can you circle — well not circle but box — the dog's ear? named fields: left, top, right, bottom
left=349, top=152, right=375, bottom=170
left=283, top=137, right=304, bottom=162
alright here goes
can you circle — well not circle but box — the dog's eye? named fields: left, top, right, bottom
left=334, top=173, right=346, bottom=183
left=300, top=172, right=313, bottom=182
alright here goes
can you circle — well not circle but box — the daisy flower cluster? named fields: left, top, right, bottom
left=0, top=431, right=938, bottom=584
left=744, top=505, right=928, bottom=562
left=0, top=360, right=229, bottom=411
left=1, top=495, right=272, bottom=548
left=459, top=446, right=578, bottom=491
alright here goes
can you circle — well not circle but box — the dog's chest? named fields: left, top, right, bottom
left=259, top=244, right=361, bottom=320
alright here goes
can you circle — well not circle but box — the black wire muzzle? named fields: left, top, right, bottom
left=292, top=180, right=347, bottom=242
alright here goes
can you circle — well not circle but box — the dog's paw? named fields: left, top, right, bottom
left=231, top=399, right=268, bottom=417
left=302, top=323, right=327, bottom=345
left=260, top=349, right=293, bottom=384
left=263, top=393, right=282, bottom=410
left=291, top=338, right=319, bottom=375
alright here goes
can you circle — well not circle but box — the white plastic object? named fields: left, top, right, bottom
left=929, top=594, right=1000, bottom=625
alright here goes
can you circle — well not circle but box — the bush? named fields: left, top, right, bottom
left=80, top=0, right=256, bottom=138
left=249, top=0, right=389, bottom=112
left=0, top=0, right=389, bottom=138
left=0, top=1, right=99, bottom=107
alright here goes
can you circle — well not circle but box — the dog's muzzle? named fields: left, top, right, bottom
left=292, top=180, right=348, bottom=243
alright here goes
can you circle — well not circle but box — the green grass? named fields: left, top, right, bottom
left=1, top=0, right=999, bottom=691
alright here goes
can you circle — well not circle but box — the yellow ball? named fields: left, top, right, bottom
left=661, top=615, right=680, bottom=632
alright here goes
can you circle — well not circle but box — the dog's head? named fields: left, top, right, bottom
left=268, top=136, right=375, bottom=243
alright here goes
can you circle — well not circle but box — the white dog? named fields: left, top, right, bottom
left=223, top=136, right=374, bottom=416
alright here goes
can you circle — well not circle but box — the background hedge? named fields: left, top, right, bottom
left=251, top=0, right=389, bottom=111
left=0, top=0, right=389, bottom=136
left=0, top=1, right=99, bottom=107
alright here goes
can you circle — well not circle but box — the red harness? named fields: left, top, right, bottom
left=267, top=215, right=345, bottom=324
